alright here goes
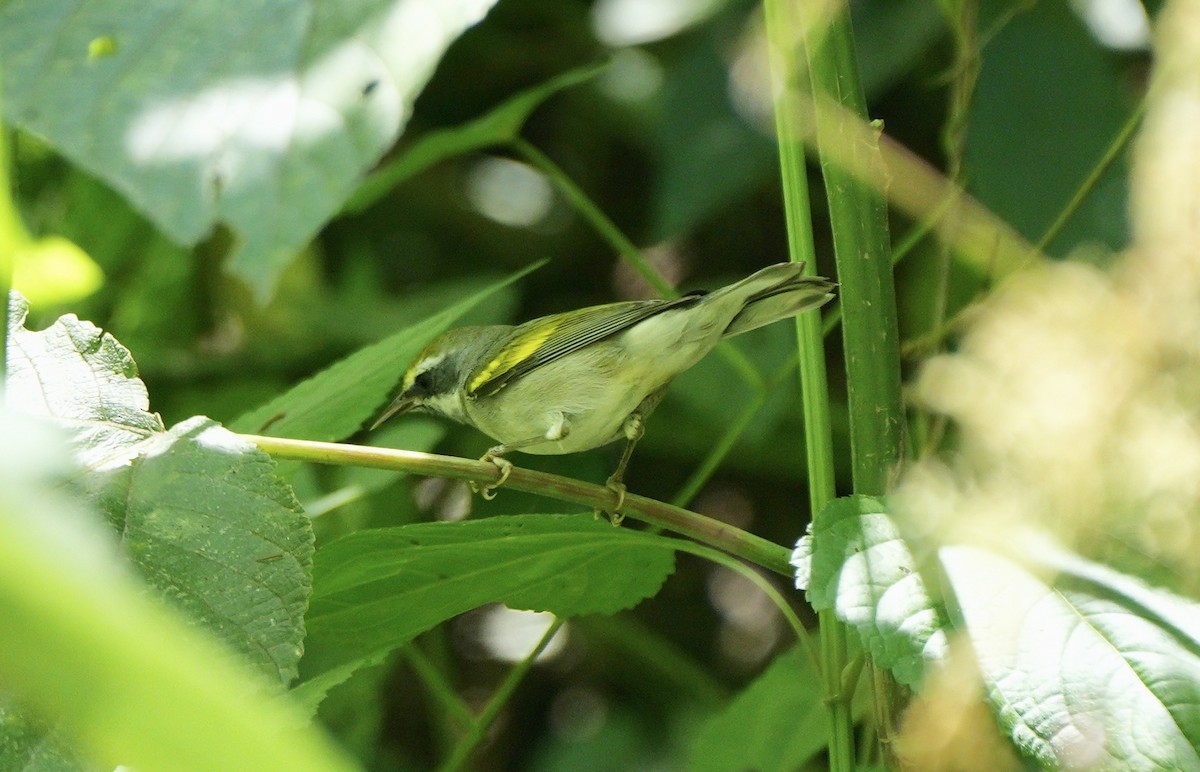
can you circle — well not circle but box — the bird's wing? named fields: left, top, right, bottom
left=466, top=295, right=701, bottom=397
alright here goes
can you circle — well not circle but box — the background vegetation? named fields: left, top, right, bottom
left=4, top=0, right=1196, bottom=770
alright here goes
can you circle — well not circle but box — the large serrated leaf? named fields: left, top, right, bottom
left=0, top=407, right=353, bottom=771
left=5, top=291, right=163, bottom=467
left=0, top=0, right=499, bottom=299
left=231, top=262, right=540, bottom=442
left=792, top=495, right=947, bottom=686
left=5, top=294, right=315, bottom=686
left=941, top=541, right=1200, bottom=770
left=107, top=417, right=315, bottom=685
left=302, top=514, right=677, bottom=674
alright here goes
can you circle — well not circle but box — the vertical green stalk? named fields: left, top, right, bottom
left=805, top=11, right=903, bottom=494
left=919, top=0, right=979, bottom=457
left=512, top=138, right=674, bottom=298
left=762, top=0, right=853, bottom=769
left=803, top=2, right=905, bottom=760
left=437, top=619, right=563, bottom=772
left=1035, top=99, right=1145, bottom=254
left=932, top=0, right=979, bottom=340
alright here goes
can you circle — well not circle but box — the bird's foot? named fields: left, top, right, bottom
left=470, top=450, right=513, bottom=501
left=592, top=474, right=627, bottom=526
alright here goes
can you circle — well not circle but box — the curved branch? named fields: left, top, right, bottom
left=241, top=434, right=795, bottom=576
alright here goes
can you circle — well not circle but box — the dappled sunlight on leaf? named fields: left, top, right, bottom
left=110, top=418, right=315, bottom=685
left=5, top=291, right=163, bottom=468
left=0, top=408, right=348, bottom=771
left=5, top=296, right=316, bottom=686
left=793, top=495, right=947, bottom=687
left=0, top=0, right=499, bottom=299
left=940, top=542, right=1200, bottom=769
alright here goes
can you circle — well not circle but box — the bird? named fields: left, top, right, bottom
left=372, top=262, right=835, bottom=522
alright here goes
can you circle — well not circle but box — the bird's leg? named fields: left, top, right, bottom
left=471, top=412, right=570, bottom=500
left=595, top=411, right=646, bottom=526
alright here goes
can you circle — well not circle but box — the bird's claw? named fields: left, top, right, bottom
left=592, top=475, right=627, bottom=526
left=470, top=452, right=513, bottom=500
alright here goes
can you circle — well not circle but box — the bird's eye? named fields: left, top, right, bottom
left=412, top=370, right=434, bottom=395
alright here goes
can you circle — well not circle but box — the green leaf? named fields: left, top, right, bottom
left=345, top=62, right=607, bottom=213
left=793, top=495, right=946, bottom=686
left=0, top=700, right=88, bottom=772
left=101, top=417, right=315, bottom=685
left=230, top=261, right=542, bottom=442
left=688, top=646, right=828, bottom=772
left=0, top=0, right=500, bottom=299
left=5, top=291, right=164, bottom=467
left=853, top=0, right=945, bottom=99
left=649, top=31, right=776, bottom=241
left=302, top=514, right=677, bottom=674
left=0, top=408, right=355, bottom=771
left=6, top=295, right=315, bottom=685
left=289, top=650, right=390, bottom=720
left=941, top=541, right=1200, bottom=769
left=966, top=1, right=1131, bottom=255
left=791, top=523, right=814, bottom=591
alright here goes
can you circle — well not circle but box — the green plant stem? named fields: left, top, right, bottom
left=761, top=0, right=837, bottom=511
left=571, top=615, right=727, bottom=708
left=900, top=99, right=1146, bottom=364
left=763, top=0, right=854, bottom=768
left=917, top=0, right=980, bottom=461
left=673, top=344, right=840, bottom=510
left=303, top=484, right=368, bottom=518
left=671, top=539, right=819, bottom=676
left=1035, top=99, right=1145, bottom=253
left=804, top=7, right=905, bottom=768
left=513, top=137, right=672, bottom=297
left=437, top=618, right=563, bottom=772
left=806, top=25, right=903, bottom=496
left=241, top=434, right=794, bottom=576
left=401, top=643, right=475, bottom=730
left=931, top=0, right=980, bottom=347
left=670, top=393, right=764, bottom=509
left=820, top=205, right=943, bottom=339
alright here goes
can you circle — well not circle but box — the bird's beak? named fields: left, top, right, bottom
left=370, top=393, right=418, bottom=431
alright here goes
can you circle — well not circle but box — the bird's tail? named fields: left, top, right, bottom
left=720, top=263, right=836, bottom=338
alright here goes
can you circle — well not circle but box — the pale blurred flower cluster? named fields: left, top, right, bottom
left=901, top=258, right=1200, bottom=588
left=897, top=0, right=1200, bottom=595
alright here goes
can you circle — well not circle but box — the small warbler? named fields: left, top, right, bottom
left=373, top=262, right=834, bottom=521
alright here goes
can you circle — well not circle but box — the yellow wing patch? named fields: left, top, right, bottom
left=464, top=297, right=702, bottom=398
left=467, top=317, right=564, bottom=396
